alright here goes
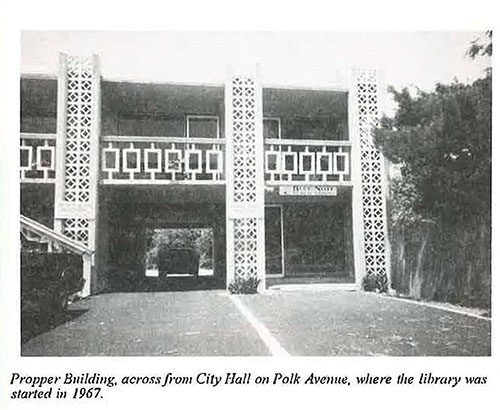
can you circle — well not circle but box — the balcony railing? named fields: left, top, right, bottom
left=100, top=136, right=226, bottom=184
left=20, top=133, right=57, bottom=183
left=20, top=134, right=352, bottom=187
left=264, top=138, right=351, bottom=185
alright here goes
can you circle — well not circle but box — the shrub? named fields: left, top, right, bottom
left=21, top=252, right=84, bottom=314
left=377, top=273, right=389, bottom=293
left=362, top=273, right=388, bottom=293
left=362, top=274, right=377, bottom=292
left=228, top=276, right=260, bottom=294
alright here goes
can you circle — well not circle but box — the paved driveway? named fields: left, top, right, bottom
left=22, top=291, right=268, bottom=356
left=21, top=289, right=490, bottom=356
left=237, top=291, right=490, bottom=356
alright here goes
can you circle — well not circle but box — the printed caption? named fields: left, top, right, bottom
left=10, top=371, right=488, bottom=400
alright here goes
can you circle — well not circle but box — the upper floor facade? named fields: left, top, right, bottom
left=21, top=69, right=352, bottom=188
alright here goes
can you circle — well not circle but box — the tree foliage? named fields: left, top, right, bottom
left=374, top=70, right=491, bottom=227
left=145, top=228, right=213, bottom=269
left=467, top=31, right=492, bottom=59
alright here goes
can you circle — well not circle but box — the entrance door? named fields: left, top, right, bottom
left=265, top=206, right=284, bottom=276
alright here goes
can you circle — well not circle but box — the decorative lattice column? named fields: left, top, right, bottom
left=54, top=54, right=101, bottom=296
left=350, top=68, right=390, bottom=290
left=225, top=72, right=266, bottom=291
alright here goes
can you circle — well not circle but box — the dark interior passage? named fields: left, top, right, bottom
left=100, top=187, right=226, bottom=292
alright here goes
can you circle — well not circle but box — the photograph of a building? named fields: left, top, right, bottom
left=20, top=32, right=491, bottom=356
left=21, top=56, right=373, bottom=292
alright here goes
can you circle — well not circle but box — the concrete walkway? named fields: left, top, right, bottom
left=21, top=289, right=490, bottom=356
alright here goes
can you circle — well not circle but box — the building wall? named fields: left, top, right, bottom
left=94, top=189, right=110, bottom=293
left=263, top=88, right=349, bottom=140
left=20, top=78, right=57, bottom=134
left=20, top=185, right=54, bottom=229
left=101, top=81, right=225, bottom=137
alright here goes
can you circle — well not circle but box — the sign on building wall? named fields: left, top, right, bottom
left=278, top=185, right=338, bottom=196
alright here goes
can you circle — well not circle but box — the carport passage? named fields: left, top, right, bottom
left=21, top=291, right=268, bottom=356
left=236, top=290, right=491, bottom=356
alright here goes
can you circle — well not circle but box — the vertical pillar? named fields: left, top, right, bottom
left=54, top=54, right=101, bottom=296
left=225, top=70, right=266, bottom=291
left=350, top=68, right=391, bottom=290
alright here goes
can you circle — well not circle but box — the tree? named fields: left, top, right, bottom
left=372, top=34, right=492, bottom=306
left=375, top=78, right=491, bottom=226
left=467, top=31, right=492, bottom=59
left=374, top=38, right=491, bottom=227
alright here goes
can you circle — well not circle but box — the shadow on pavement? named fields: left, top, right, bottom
left=21, top=308, right=88, bottom=344
left=107, top=276, right=225, bottom=293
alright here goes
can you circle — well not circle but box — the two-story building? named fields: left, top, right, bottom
left=20, top=54, right=391, bottom=295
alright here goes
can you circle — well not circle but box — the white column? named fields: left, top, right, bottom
left=82, top=253, right=92, bottom=297
left=54, top=54, right=68, bottom=234
left=53, top=54, right=101, bottom=296
left=225, top=68, right=266, bottom=292
left=350, top=68, right=391, bottom=290
left=349, top=73, right=366, bottom=287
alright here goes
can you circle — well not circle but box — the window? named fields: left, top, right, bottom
left=117, top=113, right=184, bottom=137
left=263, top=118, right=281, bottom=139
left=282, top=116, right=348, bottom=140
left=187, top=116, right=219, bottom=139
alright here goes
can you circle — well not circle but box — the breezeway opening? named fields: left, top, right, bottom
left=144, top=228, right=214, bottom=278
left=101, top=187, right=226, bottom=293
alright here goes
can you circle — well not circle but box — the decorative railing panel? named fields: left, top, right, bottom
left=22, top=134, right=351, bottom=186
left=22, top=134, right=351, bottom=187
left=264, top=139, right=351, bottom=184
left=100, top=136, right=225, bottom=184
left=20, top=133, right=56, bottom=183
